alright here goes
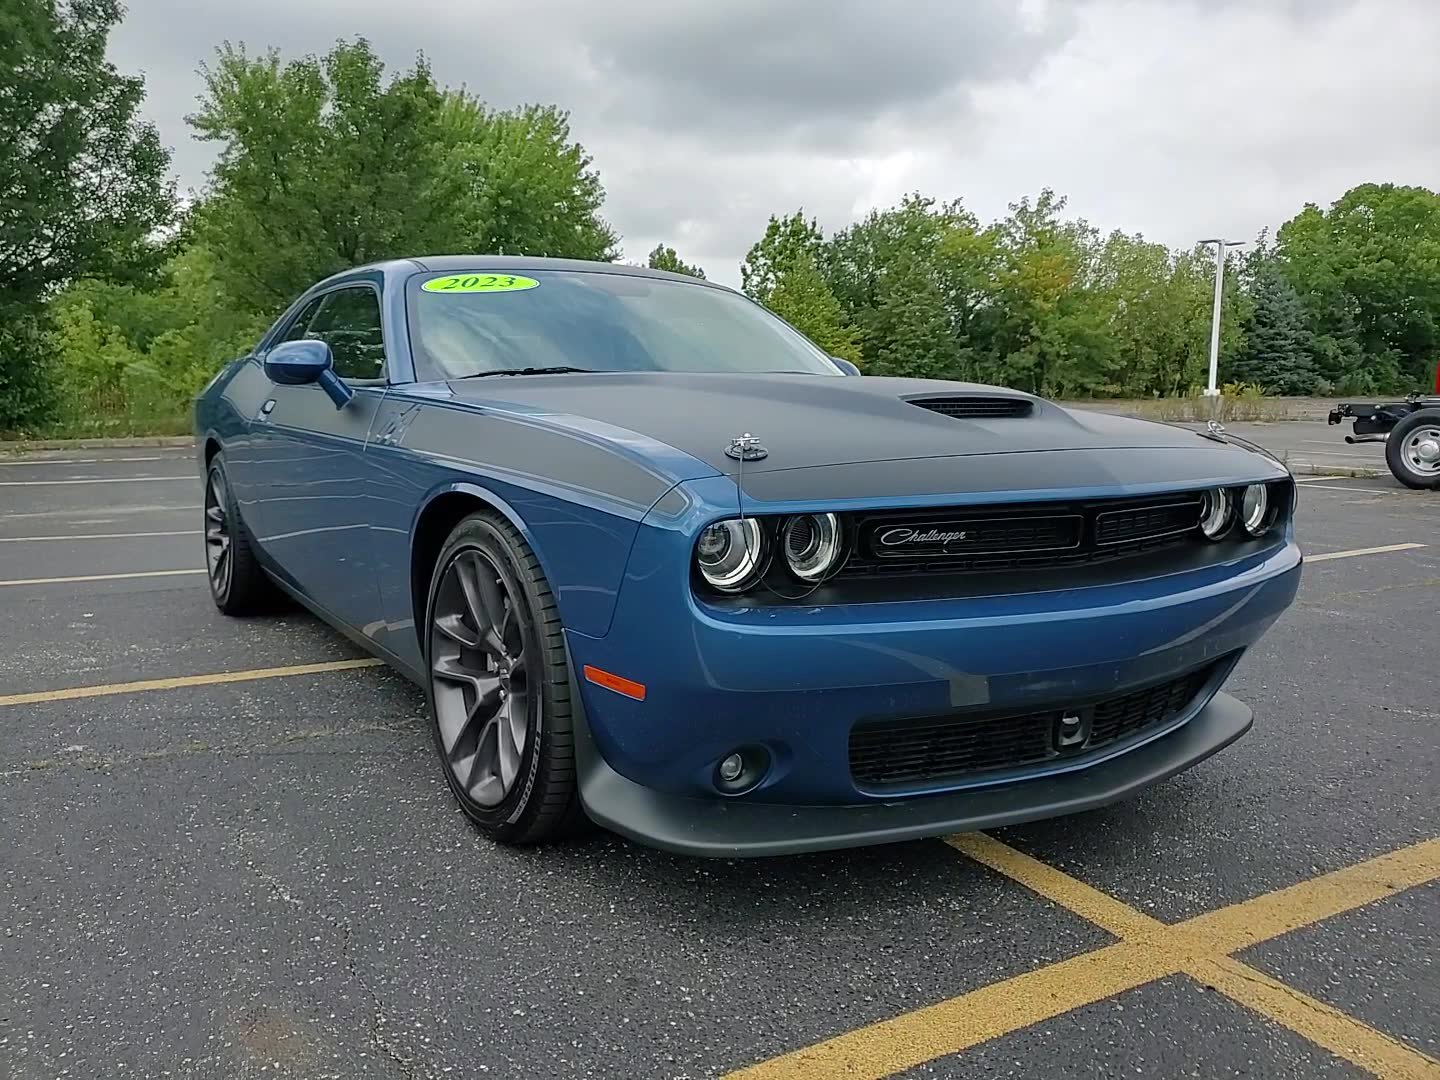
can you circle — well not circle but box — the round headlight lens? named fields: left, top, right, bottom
left=1240, top=483, right=1271, bottom=536
left=782, top=513, right=844, bottom=582
left=695, top=518, right=765, bottom=592
left=1199, top=488, right=1233, bottom=539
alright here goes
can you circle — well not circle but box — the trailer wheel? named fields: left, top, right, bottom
left=1385, top=408, right=1440, bottom=489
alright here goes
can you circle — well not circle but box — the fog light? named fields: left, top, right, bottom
left=714, top=746, right=770, bottom=794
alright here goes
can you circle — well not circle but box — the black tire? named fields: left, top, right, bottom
left=1385, top=408, right=1440, bottom=489
left=204, top=454, right=277, bottom=615
left=422, top=512, right=581, bottom=845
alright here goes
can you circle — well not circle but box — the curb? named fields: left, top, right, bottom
left=1286, top=461, right=1385, bottom=479
left=0, top=435, right=196, bottom=453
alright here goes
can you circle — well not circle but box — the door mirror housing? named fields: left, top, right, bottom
left=830, top=356, right=862, bottom=376
left=263, top=339, right=353, bottom=408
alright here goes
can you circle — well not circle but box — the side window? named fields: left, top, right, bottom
left=280, top=296, right=326, bottom=342
left=305, top=287, right=387, bottom=381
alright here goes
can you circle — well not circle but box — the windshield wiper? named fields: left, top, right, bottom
left=459, top=366, right=595, bottom=379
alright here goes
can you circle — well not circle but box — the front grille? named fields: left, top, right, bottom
left=907, top=395, right=1034, bottom=420
left=842, top=492, right=1204, bottom=579
left=870, top=514, right=1082, bottom=559
left=848, top=662, right=1218, bottom=788
left=1095, top=498, right=1203, bottom=546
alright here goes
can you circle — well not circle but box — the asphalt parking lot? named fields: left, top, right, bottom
left=2, top=428, right=1438, bottom=1080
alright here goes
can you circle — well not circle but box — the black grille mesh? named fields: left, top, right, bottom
left=844, top=493, right=1205, bottom=579
left=1095, top=498, right=1203, bottom=546
left=848, top=663, right=1218, bottom=788
left=908, top=396, right=1034, bottom=420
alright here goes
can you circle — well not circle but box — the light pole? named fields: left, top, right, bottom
left=1199, top=238, right=1246, bottom=416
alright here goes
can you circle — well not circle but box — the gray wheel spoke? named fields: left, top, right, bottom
left=466, top=718, right=503, bottom=801
left=432, top=655, right=492, bottom=694
left=434, top=612, right=481, bottom=648
left=481, top=627, right=508, bottom=661
left=437, top=672, right=500, bottom=757
left=204, top=472, right=233, bottom=596
left=475, top=567, right=507, bottom=633
left=454, top=555, right=489, bottom=631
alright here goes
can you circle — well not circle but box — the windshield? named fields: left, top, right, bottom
left=407, top=270, right=842, bottom=380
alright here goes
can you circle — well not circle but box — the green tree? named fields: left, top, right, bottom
left=47, top=243, right=267, bottom=433
left=866, top=252, right=952, bottom=379
left=437, top=97, right=616, bottom=261
left=0, top=0, right=174, bottom=429
left=1276, top=183, right=1440, bottom=392
left=1087, top=233, right=1243, bottom=398
left=645, top=243, right=706, bottom=278
left=763, top=252, right=862, bottom=365
left=1230, top=256, right=1318, bottom=394
left=741, top=211, right=824, bottom=303
left=824, top=194, right=993, bottom=379
left=189, top=38, right=616, bottom=317
left=970, top=190, right=1110, bottom=396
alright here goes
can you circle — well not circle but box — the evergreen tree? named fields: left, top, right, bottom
left=1232, top=260, right=1318, bottom=394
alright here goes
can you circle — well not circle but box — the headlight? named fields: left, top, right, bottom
left=1199, top=488, right=1232, bottom=539
left=781, top=513, right=844, bottom=582
left=1240, top=484, right=1272, bottom=536
left=695, top=518, right=765, bottom=592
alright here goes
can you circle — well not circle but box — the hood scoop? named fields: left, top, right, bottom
left=906, top=395, right=1034, bottom=420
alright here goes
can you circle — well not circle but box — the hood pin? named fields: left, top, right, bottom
left=725, top=433, right=768, bottom=462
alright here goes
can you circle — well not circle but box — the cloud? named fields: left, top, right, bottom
left=108, top=0, right=1437, bottom=286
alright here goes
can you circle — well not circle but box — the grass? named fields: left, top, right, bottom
left=1057, top=392, right=1313, bottom=423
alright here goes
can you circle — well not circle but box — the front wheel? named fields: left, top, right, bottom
left=423, top=512, right=582, bottom=845
left=1385, top=408, right=1440, bottom=489
left=205, top=454, right=277, bottom=614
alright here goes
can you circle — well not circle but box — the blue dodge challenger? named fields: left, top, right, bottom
left=194, top=256, right=1302, bottom=857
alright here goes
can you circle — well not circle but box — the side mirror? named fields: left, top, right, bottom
left=263, top=339, right=353, bottom=408
left=830, top=356, right=862, bottom=376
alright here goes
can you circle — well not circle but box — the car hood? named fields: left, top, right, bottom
left=441, top=371, right=1235, bottom=476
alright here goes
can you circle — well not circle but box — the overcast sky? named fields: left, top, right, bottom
left=110, top=0, right=1440, bottom=287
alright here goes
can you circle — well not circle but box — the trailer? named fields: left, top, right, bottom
left=1327, top=361, right=1440, bottom=488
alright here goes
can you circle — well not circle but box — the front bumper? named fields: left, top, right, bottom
left=576, top=690, right=1253, bottom=857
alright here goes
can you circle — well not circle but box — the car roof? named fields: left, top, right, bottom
left=319, top=254, right=730, bottom=291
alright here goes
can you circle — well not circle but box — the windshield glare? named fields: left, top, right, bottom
left=408, top=271, right=842, bottom=379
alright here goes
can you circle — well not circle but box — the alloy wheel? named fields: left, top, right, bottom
left=430, top=548, right=534, bottom=807
left=204, top=468, right=232, bottom=598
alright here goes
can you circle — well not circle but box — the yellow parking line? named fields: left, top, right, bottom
left=0, top=568, right=206, bottom=587
left=729, top=836, right=1440, bottom=1079
left=1174, top=837, right=1440, bottom=954
left=0, top=658, right=385, bottom=708
left=1193, top=956, right=1436, bottom=1080
left=1307, top=543, right=1426, bottom=563
left=950, top=831, right=1161, bottom=937
left=727, top=939, right=1172, bottom=1080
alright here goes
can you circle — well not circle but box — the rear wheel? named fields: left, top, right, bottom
left=423, top=512, right=581, bottom=844
left=205, top=455, right=276, bottom=614
left=1385, top=408, right=1440, bottom=489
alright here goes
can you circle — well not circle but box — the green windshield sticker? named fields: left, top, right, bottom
left=422, top=273, right=540, bottom=294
